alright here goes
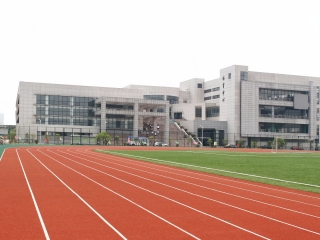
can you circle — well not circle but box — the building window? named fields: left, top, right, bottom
left=106, top=114, right=133, bottom=129
left=204, top=96, right=212, bottom=101
left=259, top=123, right=308, bottom=133
left=206, top=106, right=219, bottom=117
left=174, top=112, right=182, bottom=119
left=36, top=95, right=46, bottom=104
left=143, top=95, right=165, bottom=100
left=198, top=83, right=202, bottom=88
left=36, top=106, right=45, bottom=115
left=240, top=71, right=248, bottom=81
left=204, top=89, right=212, bottom=93
left=259, top=88, right=308, bottom=101
left=195, top=107, right=202, bottom=117
left=212, top=95, right=220, bottom=99
left=228, top=73, right=231, bottom=79
left=212, top=87, right=220, bottom=92
left=167, top=95, right=179, bottom=104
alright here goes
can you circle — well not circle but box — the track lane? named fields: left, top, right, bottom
left=17, top=148, right=125, bottom=239
left=29, top=148, right=202, bottom=239
left=0, top=149, right=45, bottom=239
left=52, top=147, right=319, bottom=239
left=79, top=149, right=320, bottom=210
left=36, top=147, right=269, bottom=239
left=94, top=149, right=320, bottom=204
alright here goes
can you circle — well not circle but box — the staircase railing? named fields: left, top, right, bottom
left=173, top=121, right=202, bottom=145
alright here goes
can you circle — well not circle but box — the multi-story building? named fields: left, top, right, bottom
left=16, top=65, right=319, bottom=147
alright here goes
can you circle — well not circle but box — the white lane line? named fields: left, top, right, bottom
left=34, top=148, right=200, bottom=240
left=68, top=150, right=320, bottom=218
left=0, top=148, right=6, bottom=162
left=88, top=149, right=320, bottom=201
left=80, top=149, right=320, bottom=208
left=16, top=149, right=50, bottom=240
left=26, top=149, right=127, bottom=240
left=100, top=150, right=320, bottom=188
left=46, top=149, right=278, bottom=239
left=55, top=148, right=320, bottom=236
left=172, top=150, right=320, bottom=158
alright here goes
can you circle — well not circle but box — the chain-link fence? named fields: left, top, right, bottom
left=7, top=126, right=319, bottom=150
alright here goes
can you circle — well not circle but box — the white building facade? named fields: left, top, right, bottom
left=16, top=65, right=320, bottom=147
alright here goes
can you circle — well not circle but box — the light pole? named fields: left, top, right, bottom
left=38, top=119, right=41, bottom=144
left=199, top=125, right=203, bottom=147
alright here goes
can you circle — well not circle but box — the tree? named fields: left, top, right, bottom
left=252, top=141, right=257, bottom=148
left=273, top=138, right=286, bottom=149
left=114, top=135, right=119, bottom=145
left=207, top=138, right=213, bottom=147
left=9, top=129, right=16, bottom=144
left=133, top=137, right=139, bottom=145
left=148, top=136, right=154, bottom=146
left=96, top=132, right=111, bottom=145
left=30, top=134, right=36, bottom=143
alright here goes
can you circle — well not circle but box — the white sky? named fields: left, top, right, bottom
left=1, top=0, right=320, bottom=125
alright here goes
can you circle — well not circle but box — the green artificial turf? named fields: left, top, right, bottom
left=96, top=149, right=320, bottom=194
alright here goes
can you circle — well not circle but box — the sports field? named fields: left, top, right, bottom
left=1, top=145, right=320, bottom=239
left=99, top=148, right=320, bottom=193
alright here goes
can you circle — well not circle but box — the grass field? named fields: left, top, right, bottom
left=97, top=149, right=320, bottom=194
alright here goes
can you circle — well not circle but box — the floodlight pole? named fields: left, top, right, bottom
left=200, top=125, right=203, bottom=147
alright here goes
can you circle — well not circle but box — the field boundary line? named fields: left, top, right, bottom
left=83, top=149, right=320, bottom=203
left=16, top=149, right=50, bottom=240
left=99, top=150, right=320, bottom=189
left=27, top=149, right=127, bottom=240
left=72, top=150, right=320, bottom=218
left=88, top=150, right=320, bottom=201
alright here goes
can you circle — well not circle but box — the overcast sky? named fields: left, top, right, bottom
left=1, top=0, right=320, bottom=125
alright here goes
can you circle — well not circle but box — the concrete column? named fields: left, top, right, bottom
left=164, top=103, right=170, bottom=143
left=133, top=100, right=139, bottom=137
left=202, top=103, right=206, bottom=120
left=100, top=97, right=107, bottom=133
left=309, top=81, right=316, bottom=140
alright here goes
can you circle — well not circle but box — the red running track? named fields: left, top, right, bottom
left=1, top=146, right=320, bottom=239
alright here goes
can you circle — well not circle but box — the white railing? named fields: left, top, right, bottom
left=173, top=121, right=201, bottom=145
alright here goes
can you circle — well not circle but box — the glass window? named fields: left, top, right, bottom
left=167, top=95, right=179, bottom=104
left=259, top=88, right=308, bottom=101
left=36, top=106, right=45, bottom=115
left=212, top=95, right=220, bottom=99
left=204, top=96, right=211, bottom=101
left=197, top=83, right=202, bottom=88
left=195, top=107, right=202, bottom=117
left=228, top=73, right=231, bottom=79
left=240, top=71, right=248, bottom=81
left=212, top=87, right=220, bottom=92
left=36, top=95, right=46, bottom=104
left=206, top=106, right=220, bottom=117
left=204, top=89, right=212, bottom=93
left=143, top=95, right=165, bottom=100
left=174, top=112, right=182, bottom=119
